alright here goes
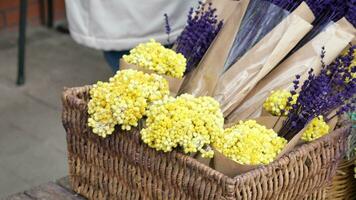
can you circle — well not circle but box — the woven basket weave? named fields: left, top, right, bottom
left=326, top=158, right=356, bottom=200
left=62, top=86, right=351, bottom=200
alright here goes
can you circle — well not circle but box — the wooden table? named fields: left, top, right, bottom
left=3, top=177, right=85, bottom=200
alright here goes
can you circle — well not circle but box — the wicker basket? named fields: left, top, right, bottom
left=326, top=158, right=356, bottom=200
left=62, top=86, right=351, bottom=200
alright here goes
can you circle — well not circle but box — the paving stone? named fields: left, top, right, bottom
left=0, top=166, right=30, bottom=199
left=0, top=27, right=111, bottom=193
left=25, top=182, right=85, bottom=200
left=0, top=140, right=68, bottom=185
left=56, top=177, right=72, bottom=191
left=2, top=193, right=33, bottom=200
left=0, top=120, right=38, bottom=159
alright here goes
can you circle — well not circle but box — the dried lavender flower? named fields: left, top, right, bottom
left=164, top=13, right=171, bottom=44
left=175, top=1, right=223, bottom=74
left=280, top=45, right=356, bottom=140
left=266, top=0, right=303, bottom=11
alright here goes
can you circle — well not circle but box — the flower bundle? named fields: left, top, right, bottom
left=83, top=0, right=356, bottom=180
left=141, top=94, right=224, bottom=158
left=87, top=69, right=169, bottom=137
left=226, top=18, right=355, bottom=123
left=177, top=0, right=247, bottom=97
left=123, top=39, right=186, bottom=78
left=224, top=0, right=290, bottom=70
left=263, top=90, right=298, bottom=116
left=279, top=46, right=356, bottom=140
left=237, top=0, right=351, bottom=67
left=302, top=116, right=330, bottom=142
left=214, top=2, right=314, bottom=117
left=215, top=120, right=287, bottom=165
left=263, top=90, right=331, bottom=142
left=290, top=0, right=349, bottom=53
left=175, top=1, right=223, bottom=73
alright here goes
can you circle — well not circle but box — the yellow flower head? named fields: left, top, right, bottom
left=88, top=69, right=169, bottom=138
left=123, top=39, right=187, bottom=78
left=345, top=48, right=356, bottom=82
left=215, top=120, right=287, bottom=165
left=263, top=90, right=298, bottom=116
left=141, top=94, right=224, bottom=158
left=302, top=116, right=329, bottom=142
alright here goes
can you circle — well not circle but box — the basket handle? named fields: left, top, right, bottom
left=62, top=86, right=90, bottom=111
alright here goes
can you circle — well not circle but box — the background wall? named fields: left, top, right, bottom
left=0, top=0, right=65, bottom=31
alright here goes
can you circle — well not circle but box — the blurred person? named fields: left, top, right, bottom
left=65, top=0, right=196, bottom=72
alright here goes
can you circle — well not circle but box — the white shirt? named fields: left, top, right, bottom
left=65, top=0, right=196, bottom=51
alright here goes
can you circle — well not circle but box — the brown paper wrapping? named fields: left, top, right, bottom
left=261, top=108, right=273, bottom=117
left=214, top=116, right=304, bottom=177
left=227, top=18, right=356, bottom=123
left=327, top=110, right=339, bottom=132
left=191, top=152, right=213, bottom=167
left=214, top=2, right=314, bottom=117
left=178, top=0, right=250, bottom=96
left=120, top=59, right=183, bottom=96
left=214, top=150, right=260, bottom=177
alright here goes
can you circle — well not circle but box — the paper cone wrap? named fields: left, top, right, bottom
left=191, top=152, right=213, bottom=167
left=178, top=0, right=250, bottom=96
left=213, top=150, right=260, bottom=178
left=226, top=18, right=356, bottom=123
left=327, top=114, right=338, bottom=133
left=214, top=2, right=314, bottom=118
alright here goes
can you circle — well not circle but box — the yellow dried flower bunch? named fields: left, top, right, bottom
left=347, top=48, right=356, bottom=82
left=215, top=120, right=287, bottom=165
left=88, top=69, right=169, bottom=138
left=263, top=90, right=299, bottom=116
left=338, top=47, right=356, bottom=83
left=302, top=116, right=329, bottom=142
left=123, top=39, right=187, bottom=78
left=141, top=94, right=224, bottom=158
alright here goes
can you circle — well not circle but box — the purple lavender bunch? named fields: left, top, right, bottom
left=306, top=0, right=347, bottom=21
left=164, top=13, right=171, bottom=44
left=175, top=1, right=223, bottom=74
left=346, top=0, right=356, bottom=27
left=280, top=46, right=356, bottom=140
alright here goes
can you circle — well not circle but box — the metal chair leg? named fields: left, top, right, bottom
left=39, top=0, right=46, bottom=25
left=17, top=0, right=28, bottom=86
left=47, top=0, right=54, bottom=28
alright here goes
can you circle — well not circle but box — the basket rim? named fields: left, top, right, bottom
left=62, top=86, right=352, bottom=182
